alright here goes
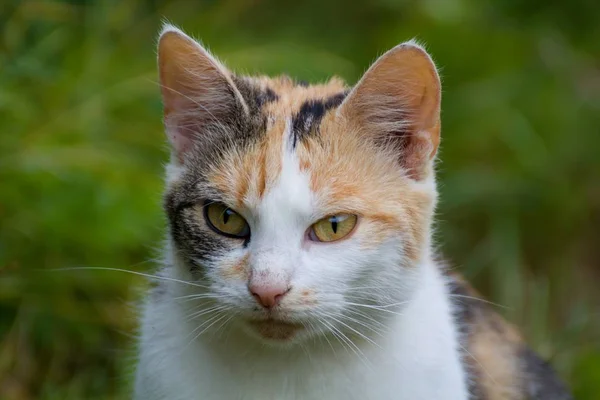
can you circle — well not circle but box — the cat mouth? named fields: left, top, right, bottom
left=247, top=318, right=304, bottom=341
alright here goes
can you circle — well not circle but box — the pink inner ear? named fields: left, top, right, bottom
left=402, top=130, right=438, bottom=180
left=165, top=121, right=194, bottom=163
left=339, top=43, right=441, bottom=180
left=158, top=29, right=245, bottom=164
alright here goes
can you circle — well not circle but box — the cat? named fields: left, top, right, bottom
left=134, top=24, right=572, bottom=400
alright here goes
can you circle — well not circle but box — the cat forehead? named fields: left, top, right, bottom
left=183, top=75, right=423, bottom=221
left=235, top=75, right=350, bottom=129
left=205, top=94, right=411, bottom=220
left=203, top=76, right=357, bottom=205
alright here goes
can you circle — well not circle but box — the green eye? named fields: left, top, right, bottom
left=309, top=214, right=358, bottom=242
left=204, top=202, right=250, bottom=239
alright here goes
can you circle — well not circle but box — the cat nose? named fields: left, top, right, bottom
left=248, top=282, right=290, bottom=309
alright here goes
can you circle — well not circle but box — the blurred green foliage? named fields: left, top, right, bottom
left=1, top=0, right=599, bottom=398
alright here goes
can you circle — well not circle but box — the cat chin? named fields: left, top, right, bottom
left=236, top=318, right=314, bottom=346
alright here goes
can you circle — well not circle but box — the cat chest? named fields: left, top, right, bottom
left=174, top=347, right=467, bottom=400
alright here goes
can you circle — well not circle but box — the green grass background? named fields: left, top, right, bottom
left=1, top=0, right=599, bottom=398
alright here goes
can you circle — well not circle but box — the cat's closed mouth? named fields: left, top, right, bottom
left=247, top=318, right=304, bottom=341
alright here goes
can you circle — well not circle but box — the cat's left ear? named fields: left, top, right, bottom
left=339, top=41, right=441, bottom=180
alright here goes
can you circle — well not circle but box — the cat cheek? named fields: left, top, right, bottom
left=285, top=289, right=318, bottom=308
left=300, top=291, right=318, bottom=307
left=218, top=253, right=251, bottom=281
left=358, top=222, right=398, bottom=250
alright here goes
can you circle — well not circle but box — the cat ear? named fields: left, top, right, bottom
left=339, top=41, right=441, bottom=180
left=158, top=25, right=248, bottom=163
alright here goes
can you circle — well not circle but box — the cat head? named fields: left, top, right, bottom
left=158, top=25, right=441, bottom=344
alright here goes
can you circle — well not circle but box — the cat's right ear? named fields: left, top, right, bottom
left=158, top=25, right=248, bottom=163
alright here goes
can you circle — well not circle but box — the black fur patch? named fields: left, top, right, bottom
left=447, top=276, right=477, bottom=324
left=292, top=100, right=326, bottom=143
left=447, top=276, right=486, bottom=399
left=258, top=87, right=278, bottom=107
left=232, top=76, right=278, bottom=112
left=323, top=91, right=348, bottom=109
left=291, top=91, right=348, bottom=147
left=164, top=191, right=228, bottom=272
left=520, top=346, right=573, bottom=400
left=296, top=79, right=309, bottom=87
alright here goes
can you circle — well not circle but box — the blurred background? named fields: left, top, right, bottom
left=1, top=0, right=599, bottom=398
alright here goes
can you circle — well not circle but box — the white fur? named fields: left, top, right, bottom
left=135, top=120, right=468, bottom=399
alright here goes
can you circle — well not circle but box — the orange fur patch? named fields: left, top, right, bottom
left=209, top=118, right=286, bottom=209
left=220, top=254, right=250, bottom=280
left=295, top=113, right=435, bottom=262
left=470, top=317, right=523, bottom=400
left=299, top=289, right=317, bottom=306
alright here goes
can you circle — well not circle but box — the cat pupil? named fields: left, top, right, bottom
left=330, top=216, right=338, bottom=233
left=223, top=209, right=231, bottom=224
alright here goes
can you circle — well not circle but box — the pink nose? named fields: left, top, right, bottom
left=248, top=283, right=290, bottom=309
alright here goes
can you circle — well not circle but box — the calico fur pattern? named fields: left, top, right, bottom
left=134, top=24, right=572, bottom=400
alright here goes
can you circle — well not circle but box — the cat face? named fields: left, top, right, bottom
left=158, top=25, right=441, bottom=344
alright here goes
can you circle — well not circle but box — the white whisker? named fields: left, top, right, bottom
left=326, top=314, right=382, bottom=349
left=459, top=343, right=499, bottom=387
left=345, top=308, right=388, bottom=331
left=185, top=310, right=231, bottom=347
left=337, top=312, right=386, bottom=338
left=185, top=304, right=231, bottom=322
left=449, top=294, right=510, bottom=310
left=174, top=293, right=222, bottom=302
left=316, top=312, right=371, bottom=368
left=212, top=312, right=238, bottom=338
left=341, top=301, right=407, bottom=315
left=47, top=267, right=211, bottom=289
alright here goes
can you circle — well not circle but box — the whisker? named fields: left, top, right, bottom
left=344, top=293, right=406, bottom=309
left=337, top=312, right=386, bottom=338
left=212, top=312, right=238, bottom=338
left=307, top=320, right=338, bottom=358
left=344, top=308, right=388, bottom=331
left=449, top=294, right=510, bottom=310
left=185, top=309, right=231, bottom=346
left=46, top=267, right=211, bottom=289
left=341, top=301, right=407, bottom=315
left=174, top=293, right=222, bottom=302
left=348, top=286, right=391, bottom=291
left=299, top=342, right=313, bottom=364
left=326, top=314, right=382, bottom=349
left=187, top=312, right=232, bottom=346
left=344, top=293, right=380, bottom=302
left=321, top=327, right=338, bottom=359
left=319, top=319, right=353, bottom=355
left=459, top=343, right=499, bottom=387
left=185, top=304, right=231, bottom=322
left=320, top=317, right=371, bottom=368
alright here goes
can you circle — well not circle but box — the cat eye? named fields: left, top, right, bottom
left=309, top=214, right=358, bottom=243
left=204, top=202, right=250, bottom=239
